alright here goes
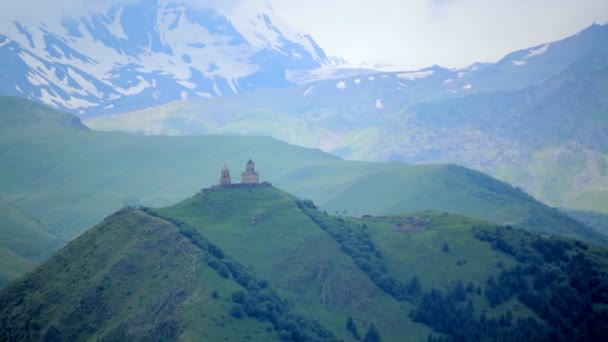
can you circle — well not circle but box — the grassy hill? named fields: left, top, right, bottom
left=1, top=185, right=607, bottom=341
left=395, top=55, right=608, bottom=213
left=564, top=208, right=608, bottom=236
left=85, top=54, right=608, bottom=214
left=1, top=96, right=605, bottom=285
left=0, top=199, right=63, bottom=287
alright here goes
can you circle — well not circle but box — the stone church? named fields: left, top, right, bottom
left=218, top=159, right=260, bottom=186
left=241, top=159, right=260, bottom=184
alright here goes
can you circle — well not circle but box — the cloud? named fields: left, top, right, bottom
left=1, top=0, right=243, bottom=22
left=269, top=0, right=608, bottom=70
left=2, top=0, right=607, bottom=70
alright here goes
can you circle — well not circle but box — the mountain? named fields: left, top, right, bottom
left=564, top=209, right=608, bottom=237
left=1, top=96, right=605, bottom=285
left=0, top=0, right=332, bottom=115
left=377, top=54, right=608, bottom=213
left=1, top=185, right=607, bottom=341
left=1, top=96, right=600, bottom=241
left=0, top=199, right=62, bottom=287
left=85, top=24, right=608, bottom=213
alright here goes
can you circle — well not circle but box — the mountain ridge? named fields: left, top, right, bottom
left=2, top=184, right=608, bottom=340
left=1, top=95, right=606, bottom=287
left=84, top=25, right=608, bottom=213
left=0, top=0, right=332, bottom=115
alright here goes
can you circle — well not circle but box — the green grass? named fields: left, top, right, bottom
left=564, top=208, right=608, bottom=236
left=84, top=55, right=608, bottom=217
left=0, top=208, right=278, bottom=341
left=0, top=199, right=63, bottom=287
left=1, top=95, right=604, bottom=286
left=158, top=186, right=431, bottom=341
left=358, top=211, right=536, bottom=319
left=2, top=185, right=607, bottom=341
left=0, top=249, right=36, bottom=288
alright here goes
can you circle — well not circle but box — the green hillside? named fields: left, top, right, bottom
left=0, top=199, right=62, bottom=287
left=1, top=95, right=605, bottom=285
left=396, top=55, right=608, bottom=213
left=86, top=55, right=608, bottom=214
left=564, top=208, right=608, bottom=236
left=2, top=185, right=607, bottom=341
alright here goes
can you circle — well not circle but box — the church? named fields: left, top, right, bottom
left=218, top=159, right=260, bottom=186
left=241, top=159, right=260, bottom=184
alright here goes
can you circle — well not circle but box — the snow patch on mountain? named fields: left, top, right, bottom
left=524, top=44, right=550, bottom=59
left=303, top=86, right=314, bottom=96
left=396, top=70, right=435, bottom=80
left=0, top=37, right=10, bottom=48
left=375, top=99, right=383, bottom=109
left=0, top=0, right=337, bottom=114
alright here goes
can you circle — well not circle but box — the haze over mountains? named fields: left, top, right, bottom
left=83, top=23, right=608, bottom=214
left=0, top=0, right=341, bottom=115
left=7, top=0, right=600, bottom=216
left=3, top=95, right=606, bottom=286
left=2, top=2, right=608, bottom=340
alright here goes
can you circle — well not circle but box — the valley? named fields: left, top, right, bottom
left=1, top=96, right=604, bottom=287
left=84, top=25, right=608, bottom=214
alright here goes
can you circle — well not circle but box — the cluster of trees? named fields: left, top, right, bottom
left=411, top=282, right=549, bottom=341
left=345, top=317, right=382, bottom=342
left=296, top=200, right=419, bottom=301
left=141, top=207, right=337, bottom=342
left=474, top=225, right=608, bottom=341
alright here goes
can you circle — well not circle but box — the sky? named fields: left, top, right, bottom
left=268, top=0, right=608, bottom=70
left=3, top=0, right=608, bottom=71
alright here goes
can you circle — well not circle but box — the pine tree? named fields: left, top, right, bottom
left=346, top=316, right=360, bottom=339
left=363, top=323, right=381, bottom=342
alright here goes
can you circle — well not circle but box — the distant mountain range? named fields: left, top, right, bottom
left=1, top=96, right=604, bottom=287
left=3, top=1, right=607, bottom=118
left=2, top=2, right=606, bottom=215
left=84, top=24, right=608, bottom=213
left=0, top=0, right=344, bottom=115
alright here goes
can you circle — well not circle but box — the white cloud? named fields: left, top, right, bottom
left=269, top=0, right=608, bottom=70
left=336, top=80, right=346, bottom=89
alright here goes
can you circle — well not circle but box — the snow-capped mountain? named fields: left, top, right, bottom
left=0, top=0, right=332, bottom=114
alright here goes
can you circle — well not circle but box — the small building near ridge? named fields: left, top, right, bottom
left=241, top=159, right=260, bottom=184
left=215, top=159, right=267, bottom=189
left=219, top=164, right=231, bottom=185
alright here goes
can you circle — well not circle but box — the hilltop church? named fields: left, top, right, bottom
left=218, top=159, right=261, bottom=186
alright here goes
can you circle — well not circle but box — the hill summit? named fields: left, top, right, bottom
left=2, top=184, right=608, bottom=341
